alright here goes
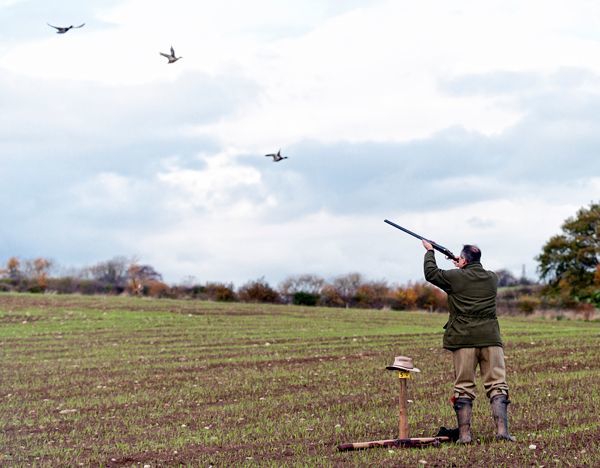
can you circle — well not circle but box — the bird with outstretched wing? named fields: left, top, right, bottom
left=160, top=46, right=182, bottom=63
left=47, top=23, right=85, bottom=34
left=265, top=150, right=288, bottom=162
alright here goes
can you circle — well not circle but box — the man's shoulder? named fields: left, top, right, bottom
left=442, top=268, right=463, bottom=280
left=466, top=265, right=499, bottom=284
left=472, top=263, right=497, bottom=278
left=444, top=266, right=462, bottom=274
left=447, top=266, right=492, bottom=282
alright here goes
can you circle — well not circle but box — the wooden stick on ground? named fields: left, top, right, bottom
left=337, top=359, right=455, bottom=452
left=338, top=436, right=450, bottom=451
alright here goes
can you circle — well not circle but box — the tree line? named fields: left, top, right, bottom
left=1, top=202, right=597, bottom=313
left=0, top=257, right=554, bottom=314
left=0, top=259, right=449, bottom=311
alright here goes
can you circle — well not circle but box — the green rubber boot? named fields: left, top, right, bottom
left=491, top=394, right=516, bottom=442
left=453, top=397, right=473, bottom=444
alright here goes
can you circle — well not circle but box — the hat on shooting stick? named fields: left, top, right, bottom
left=386, top=355, right=420, bottom=372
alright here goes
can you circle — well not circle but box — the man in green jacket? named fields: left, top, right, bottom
left=422, top=240, right=515, bottom=443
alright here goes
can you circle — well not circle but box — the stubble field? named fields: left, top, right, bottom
left=1, top=293, right=599, bottom=466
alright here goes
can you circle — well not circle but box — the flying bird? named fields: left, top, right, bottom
left=265, top=150, right=288, bottom=162
left=160, top=46, right=182, bottom=63
left=47, top=23, right=85, bottom=34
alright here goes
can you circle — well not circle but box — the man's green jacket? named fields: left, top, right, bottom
left=423, top=250, right=502, bottom=350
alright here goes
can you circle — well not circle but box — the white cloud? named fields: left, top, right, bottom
left=157, top=151, right=275, bottom=217
left=71, top=172, right=143, bottom=211
left=191, top=4, right=519, bottom=146
left=188, top=0, right=600, bottom=148
left=6, top=0, right=600, bottom=146
left=1, top=1, right=599, bottom=287
left=107, top=190, right=594, bottom=286
left=1, top=0, right=357, bottom=84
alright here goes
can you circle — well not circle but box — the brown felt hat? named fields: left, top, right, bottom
left=386, top=355, right=420, bottom=372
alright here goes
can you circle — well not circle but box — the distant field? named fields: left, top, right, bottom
left=1, top=293, right=599, bottom=466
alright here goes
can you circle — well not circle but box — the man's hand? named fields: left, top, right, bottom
left=422, top=239, right=434, bottom=251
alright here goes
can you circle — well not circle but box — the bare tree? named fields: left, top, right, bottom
left=495, top=269, right=519, bottom=288
left=87, top=256, right=130, bottom=290
left=332, top=272, right=363, bottom=308
left=278, top=274, right=325, bottom=303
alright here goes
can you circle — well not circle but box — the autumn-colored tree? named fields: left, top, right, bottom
left=355, top=280, right=390, bottom=309
left=204, top=282, right=237, bottom=302
left=390, top=284, right=419, bottom=310
left=145, top=280, right=172, bottom=298
left=127, top=264, right=163, bottom=296
left=6, top=257, right=21, bottom=281
left=411, top=282, right=447, bottom=311
left=32, top=257, right=52, bottom=290
left=20, top=257, right=53, bottom=291
left=317, top=284, right=345, bottom=307
left=238, top=277, right=280, bottom=303
left=536, top=201, right=599, bottom=307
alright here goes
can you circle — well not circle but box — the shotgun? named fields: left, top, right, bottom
left=384, top=219, right=459, bottom=262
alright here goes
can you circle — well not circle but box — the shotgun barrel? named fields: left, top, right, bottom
left=384, top=219, right=458, bottom=262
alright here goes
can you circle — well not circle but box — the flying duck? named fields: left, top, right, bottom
left=47, top=23, right=85, bottom=34
left=265, top=150, right=288, bottom=162
left=160, top=46, right=182, bottom=64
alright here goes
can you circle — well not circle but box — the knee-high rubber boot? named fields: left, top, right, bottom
left=491, top=394, right=516, bottom=442
left=453, top=397, right=473, bottom=444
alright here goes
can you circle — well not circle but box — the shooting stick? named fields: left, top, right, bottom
left=338, top=359, right=451, bottom=451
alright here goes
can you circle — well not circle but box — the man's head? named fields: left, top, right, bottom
left=460, top=245, right=481, bottom=265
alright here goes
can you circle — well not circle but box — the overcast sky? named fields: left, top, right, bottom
left=1, top=0, right=598, bottom=287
